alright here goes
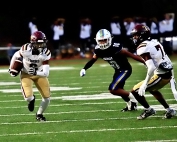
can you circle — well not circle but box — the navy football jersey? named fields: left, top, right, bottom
left=94, top=43, right=132, bottom=71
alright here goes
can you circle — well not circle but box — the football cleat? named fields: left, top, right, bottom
left=36, top=113, right=46, bottom=121
left=28, top=95, right=35, bottom=112
left=137, top=108, right=156, bottom=120
left=164, top=108, right=176, bottom=119
left=121, top=101, right=138, bottom=112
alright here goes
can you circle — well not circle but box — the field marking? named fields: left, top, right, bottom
left=0, top=87, right=81, bottom=93
left=52, top=93, right=173, bottom=100
left=0, top=103, right=177, bottom=117
left=0, top=93, right=176, bottom=102
left=0, top=125, right=176, bottom=137
left=0, top=99, right=176, bottom=109
left=0, top=93, right=157, bottom=102
left=0, top=115, right=176, bottom=125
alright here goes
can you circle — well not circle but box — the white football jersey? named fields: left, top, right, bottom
left=9, top=50, right=21, bottom=69
left=137, top=39, right=172, bottom=74
left=19, top=43, right=51, bottom=74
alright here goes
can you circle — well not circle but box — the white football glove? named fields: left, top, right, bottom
left=138, top=83, right=147, bottom=96
left=10, top=73, right=16, bottom=77
left=80, top=69, right=86, bottom=77
left=28, top=67, right=36, bottom=75
left=8, top=69, right=16, bottom=77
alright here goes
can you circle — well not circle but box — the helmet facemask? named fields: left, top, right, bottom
left=95, top=29, right=112, bottom=50
left=30, top=31, right=47, bottom=55
left=131, top=33, right=142, bottom=45
left=97, top=38, right=112, bottom=50
left=31, top=41, right=47, bottom=55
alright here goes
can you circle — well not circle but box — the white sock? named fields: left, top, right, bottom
left=128, top=92, right=137, bottom=103
left=24, top=96, right=34, bottom=102
left=145, top=107, right=151, bottom=111
left=127, top=101, right=131, bottom=110
left=166, top=108, right=172, bottom=112
left=37, top=98, right=50, bottom=114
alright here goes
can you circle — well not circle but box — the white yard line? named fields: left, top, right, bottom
left=0, top=125, right=176, bottom=137
left=0, top=103, right=177, bottom=117
left=0, top=116, right=176, bottom=125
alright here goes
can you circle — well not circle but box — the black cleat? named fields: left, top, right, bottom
left=36, top=113, right=46, bottom=121
left=137, top=108, right=156, bottom=120
left=28, top=95, right=35, bottom=112
left=121, top=101, right=138, bottom=112
left=121, top=106, right=129, bottom=112
left=164, top=109, right=176, bottom=119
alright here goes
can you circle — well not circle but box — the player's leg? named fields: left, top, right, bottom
left=147, top=74, right=176, bottom=119
left=131, top=80, right=156, bottom=120
left=20, top=72, right=35, bottom=112
left=150, top=90, right=176, bottom=118
left=109, top=70, right=137, bottom=111
left=34, top=77, right=50, bottom=121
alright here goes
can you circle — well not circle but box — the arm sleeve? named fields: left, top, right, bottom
left=36, top=64, right=49, bottom=77
left=143, top=59, right=156, bottom=85
left=83, top=58, right=97, bottom=70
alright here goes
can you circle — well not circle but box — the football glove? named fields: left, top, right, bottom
left=80, top=69, right=86, bottom=77
left=28, top=67, right=36, bottom=75
left=10, top=72, right=16, bottom=77
left=8, top=69, right=17, bottom=77
left=138, top=83, right=147, bottom=96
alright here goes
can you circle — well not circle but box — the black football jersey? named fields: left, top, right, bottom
left=94, top=43, right=132, bottom=71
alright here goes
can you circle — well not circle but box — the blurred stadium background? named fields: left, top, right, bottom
left=0, top=0, right=177, bottom=64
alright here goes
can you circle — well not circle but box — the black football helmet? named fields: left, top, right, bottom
left=30, top=31, right=48, bottom=54
left=130, top=24, right=151, bottom=46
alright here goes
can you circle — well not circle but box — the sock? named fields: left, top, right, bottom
left=37, top=98, right=50, bottom=114
left=143, top=107, right=152, bottom=111
left=166, top=108, right=171, bottom=112
left=126, top=101, right=131, bottom=110
left=128, top=92, right=137, bottom=103
left=132, top=91, right=150, bottom=108
left=24, top=95, right=34, bottom=102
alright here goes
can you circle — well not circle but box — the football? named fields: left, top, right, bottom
left=10, top=58, right=23, bottom=76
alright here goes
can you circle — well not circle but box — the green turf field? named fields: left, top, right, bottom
left=0, top=57, right=177, bottom=142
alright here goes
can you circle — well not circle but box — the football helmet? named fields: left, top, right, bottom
left=30, top=31, right=48, bottom=54
left=95, top=29, right=112, bottom=50
left=131, top=24, right=151, bottom=46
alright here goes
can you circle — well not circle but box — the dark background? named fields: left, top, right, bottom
left=0, top=0, right=177, bottom=46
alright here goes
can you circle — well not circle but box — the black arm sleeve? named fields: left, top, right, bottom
left=83, top=58, right=97, bottom=70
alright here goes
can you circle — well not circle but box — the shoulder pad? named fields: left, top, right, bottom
left=137, top=42, right=147, bottom=49
left=137, top=42, right=149, bottom=55
left=21, top=43, right=30, bottom=51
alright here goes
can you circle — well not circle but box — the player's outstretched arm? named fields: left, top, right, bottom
left=121, top=49, right=145, bottom=64
left=80, top=58, right=97, bottom=77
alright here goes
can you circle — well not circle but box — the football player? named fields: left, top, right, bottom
left=130, top=24, right=176, bottom=120
left=9, top=31, right=51, bottom=121
left=80, top=29, right=145, bottom=112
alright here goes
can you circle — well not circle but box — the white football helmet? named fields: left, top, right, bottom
left=95, top=29, right=112, bottom=50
